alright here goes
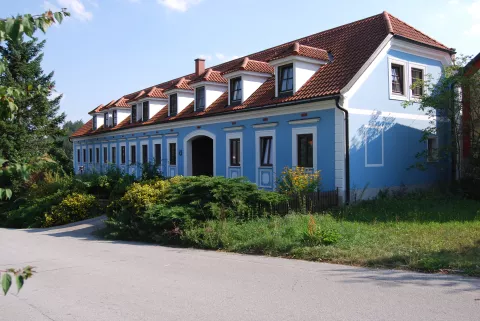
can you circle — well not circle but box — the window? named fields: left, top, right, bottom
left=260, top=136, right=273, bottom=166
left=169, top=94, right=178, bottom=116
left=77, top=149, right=80, bottom=162
left=391, top=64, right=404, bottom=95
left=112, top=110, right=117, bottom=126
left=111, top=146, right=116, bottom=164
left=230, top=138, right=240, bottom=166
left=96, top=148, right=100, bottom=164
left=297, top=134, right=313, bottom=168
left=195, top=87, right=206, bottom=111
left=278, top=64, right=293, bottom=96
left=411, top=68, right=423, bottom=97
left=89, top=148, right=93, bottom=163
left=130, top=145, right=136, bottom=164
left=142, top=101, right=149, bottom=122
left=121, top=146, right=126, bottom=164
left=142, top=145, right=148, bottom=164
left=92, top=115, right=97, bottom=130
left=103, top=147, right=107, bottom=163
left=169, top=143, right=176, bottom=165
left=131, top=104, right=137, bottom=123
left=230, top=77, right=242, bottom=104
left=154, top=144, right=161, bottom=166
left=83, top=149, right=86, bottom=162
left=104, top=112, right=108, bottom=127
left=427, top=136, right=438, bottom=162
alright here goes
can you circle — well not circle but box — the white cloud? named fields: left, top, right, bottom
left=43, top=1, right=61, bottom=12
left=157, top=0, right=202, bottom=12
left=213, top=53, right=240, bottom=62
left=468, top=0, right=480, bottom=19
left=448, top=0, right=459, bottom=5
left=198, top=54, right=212, bottom=61
left=57, top=0, right=93, bottom=21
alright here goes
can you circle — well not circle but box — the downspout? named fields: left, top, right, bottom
left=335, top=96, right=350, bottom=204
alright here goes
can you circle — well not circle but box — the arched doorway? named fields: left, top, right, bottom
left=191, top=136, right=213, bottom=176
left=183, top=130, right=216, bottom=176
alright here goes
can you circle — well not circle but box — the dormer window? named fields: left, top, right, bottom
left=195, top=87, right=206, bottom=111
left=230, top=77, right=242, bottom=105
left=142, top=101, right=149, bottom=122
left=92, top=115, right=97, bottom=130
left=278, top=64, right=293, bottom=97
left=112, top=110, right=118, bottom=127
left=170, top=94, right=178, bottom=116
left=131, top=104, right=137, bottom=123
left=104, top=112, right=108, bottom=127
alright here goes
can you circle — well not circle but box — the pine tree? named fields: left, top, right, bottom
left=0, top=37, right=65, bottom=163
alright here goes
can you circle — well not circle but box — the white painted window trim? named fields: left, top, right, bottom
left=140, top=140, right=149, bottom=164
left=275, top=64, right=297, bottom=97
left=409, top=62, right=427, bottom=100
left=226, top=131, right=243, bottom=176
left=119, top=142, right=127, bottom=165
left=388, top=57, right=408, bottom=101
left=166, top=137, right=178, bottom=166
left=427, top=135, right=439, bottom=163
left=291, top=126, right=317, bottom=170
left=364, top=125, right=384, bottom=167
left=255, top=129, right=276, bottom=185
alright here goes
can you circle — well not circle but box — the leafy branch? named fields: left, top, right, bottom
left=1, top=266, right=35, bottom=295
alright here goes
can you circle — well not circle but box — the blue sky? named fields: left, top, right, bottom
left=3, top=0, right=480, bottom=122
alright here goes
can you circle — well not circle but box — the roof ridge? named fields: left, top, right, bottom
left=383, top=11, right=393, bottom=34
left=293, top=42, right=300, bottom=54
left=204, top=68, right=212, bottom=80
left=240, top=57, right=249, bottom=69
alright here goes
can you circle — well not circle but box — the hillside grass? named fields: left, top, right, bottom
left=182, top=198, right=480, bottom=276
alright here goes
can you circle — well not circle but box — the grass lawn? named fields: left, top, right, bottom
left=182, top=198, right=480, bottom=276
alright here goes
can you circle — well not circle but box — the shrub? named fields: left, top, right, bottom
left=43, top=193, right=99, bottom=227
left=277, top=167, right=322, bottom=196
left=301, top=215, right=341, bottom=246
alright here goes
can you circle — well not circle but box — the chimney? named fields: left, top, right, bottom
left=195, top=58, right=205, bottom=76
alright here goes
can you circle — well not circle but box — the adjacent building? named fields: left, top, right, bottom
left=71, top=12, right=455, bottom=202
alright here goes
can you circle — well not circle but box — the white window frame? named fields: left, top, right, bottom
left=292, top=126, right=317, bottom=170
left=194, top=86, right=206, bottom=112
left=255, top=129, right=276, bottom=185
left=409, top=62, right=427, bottom=100
left=226, top=131, right=243, bottom=174
left=140, top=140, right=149, bottom=165
left=364, top=125, right=384, bottom=168
left=427, top=135, right=439, bottom=163
left=388, top=57, right=408, bottom=101
left=167, top=137, right=178, bottom=166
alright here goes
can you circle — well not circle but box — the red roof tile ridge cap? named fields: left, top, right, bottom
left=387, top=12, right=450, bottom=49
left=240, top=57, right=249, bottom=70
left=383, top=11, right=393, bottom=34
left=204, top=68, right=212, bottom=80
left=293, top=42, right=300, bottom=55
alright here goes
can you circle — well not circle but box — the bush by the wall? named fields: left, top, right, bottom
left=43, top=193, right=99, bottom=227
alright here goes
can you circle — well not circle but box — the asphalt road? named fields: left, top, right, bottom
left=0, top=216, right=479, bottom=321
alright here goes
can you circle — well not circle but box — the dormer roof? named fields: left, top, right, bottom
left=165, top=77, right=193, bottom=92
left=110, top=97, right=130, bottom=108
left=222, top=57, right=274, bottom=76
left=190, top=69, right=227, bottom=85
left=268, top=42, right=329, bottom=63
left=130, top=87, right=168, bottom=102
left=88, top=104, right=104, bottom=115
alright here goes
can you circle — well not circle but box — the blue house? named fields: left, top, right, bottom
left=71, top=12, right=454, bottom=203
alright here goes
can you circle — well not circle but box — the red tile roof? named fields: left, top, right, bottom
left=72, top=12, right=453, bottom=138
left=110, top=97, right=130, bottom=108
left=222, top=57, right=274, bottom=75
left=268, top=42, right=330, bottom=62
left=190, top=69, right=227, bottom=84
left=88, top=104, right=104, bottom=114
left=130, top=87, right=168, bottom=101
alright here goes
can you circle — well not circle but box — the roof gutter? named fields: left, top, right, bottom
left=335, top=96, right=350, bottom=205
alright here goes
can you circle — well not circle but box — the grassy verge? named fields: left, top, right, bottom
left=182, top=198, right=480, bottom=276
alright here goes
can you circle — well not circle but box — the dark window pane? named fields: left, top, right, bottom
left=154, top=144, right=161, bottom=166
left=142, top=145, right=148, bottom=164
left=230, top=77, right=242, bottom=104
left=411, top=68, right=423, bottom=96
left=93, top=116, right=97, bottom=130
left=77, top=149, right=80, bottom=162
left=170, top=94, right=178, bottom=116
left=112, top=110, right=117, bottom=126
left=297, top=134, right=313, bottom=168
left=83, top=149, right=86, bottom=162
left=278, top=64, right=293, bottom=96
left=230, top=138, right=240, bottom=166
left=103, top=147, right=107, bottom=163
left=391, top=64, right=404, bottom=94
left=169, top=143, right=176, bottom=165
left=142, top=101, right=149, bottom=121
left=89, top=149, right=92, bottom=163
left=121, top=146, right=126, bottom=164
left=112, top=147, right=116, bottom=164
left=104, top=113, right=108, bottom=126
left=260, top=136, right=273, bottom=166
left=96, top=148, right=99, bottom=163
left=131, top=145, right=136, bottom=164
left=131, top=105, right=137, bottom=123
left=196, top=87, right=206, bottom=111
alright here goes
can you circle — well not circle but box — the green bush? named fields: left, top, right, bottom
left=43, top=193, right=99, bottom=227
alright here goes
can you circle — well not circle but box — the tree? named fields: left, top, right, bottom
left=0, top=37, right=66, bottom=163
left=50, top=120, right=84, bottom=174
left=403, top=55, right=480, bottom=184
